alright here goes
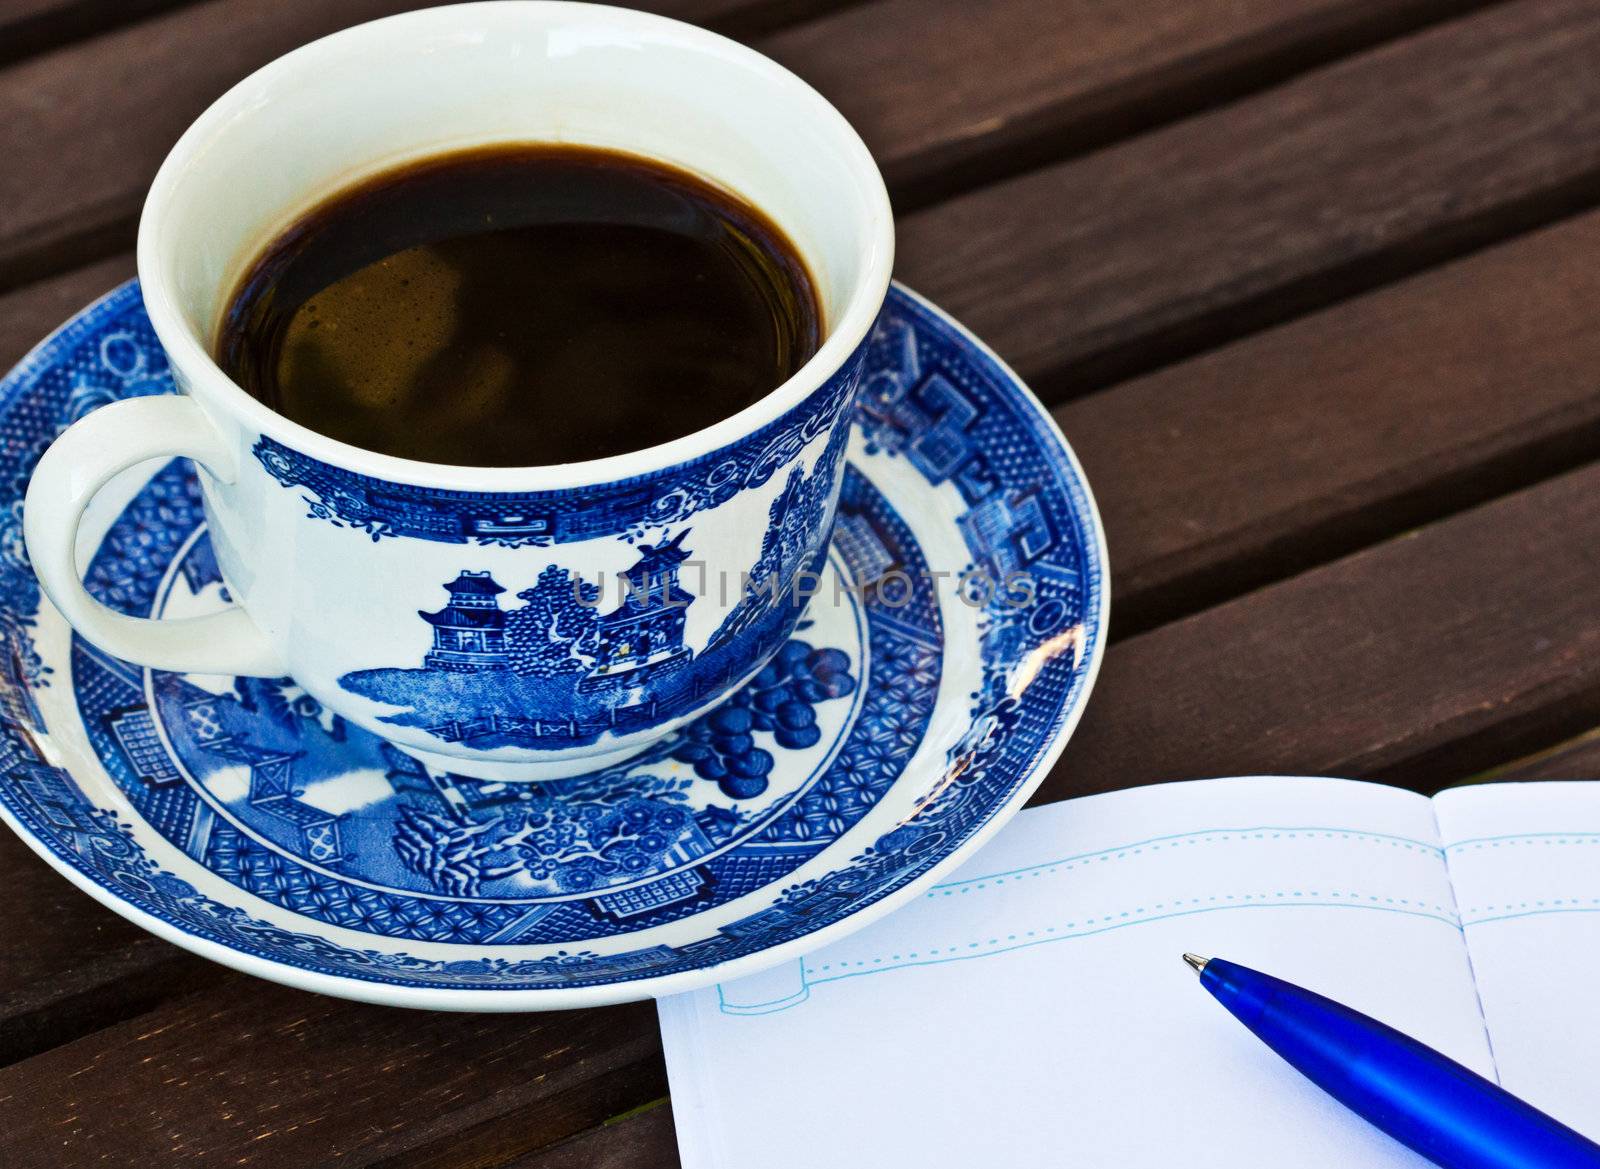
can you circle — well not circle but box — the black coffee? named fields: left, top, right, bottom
left=217, top=144, right=821, bottom=465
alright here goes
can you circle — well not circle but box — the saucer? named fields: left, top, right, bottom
left=0, top=282, right=1107, bottom=1010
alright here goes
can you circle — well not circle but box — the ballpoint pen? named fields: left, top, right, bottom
left=1184, top=954, right=1600, bottom=1169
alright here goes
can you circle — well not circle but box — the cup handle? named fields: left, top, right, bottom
left=23, top=395, right=284, bottom=677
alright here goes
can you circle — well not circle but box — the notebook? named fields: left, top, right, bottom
left=657, top=776, right=1600, bottom=1168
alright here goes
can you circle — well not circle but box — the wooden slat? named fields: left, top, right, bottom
left=1057, top=207, right=1600, bottom=634
left=8, top=455, right=1600, bottom=1165
left=0, top=0, right=426, bottom=289
left=0, top=898, right=207, bottom=1069
left=0, top=0, right=1502, bottom=295
left=1038, top=463, right=1600, bottom=803
left=763, top=0, right=1495, bottom=206
left=0, top=987, right=665, bottom=1169
left=0, top=0, right=192, bottom=68
left=671, top=0, right=867, bottom=40
left=0, top=830, right=220, bottom=1067
left=894, top=0, right=1600, bottom=397
left=0, top=829, right=147, bottom=994
left=0, top=252, right=133, bottom=372
left=501, top=1102, right=677, bottom=1169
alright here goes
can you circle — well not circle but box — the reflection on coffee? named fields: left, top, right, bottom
left=217, top=144, right=821, bottom=466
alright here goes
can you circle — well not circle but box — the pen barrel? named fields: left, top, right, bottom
left=1200, top=959, right=1600, bottom=1169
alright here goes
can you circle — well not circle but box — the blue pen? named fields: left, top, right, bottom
left=1185, top=954, right=1600, bottom=1169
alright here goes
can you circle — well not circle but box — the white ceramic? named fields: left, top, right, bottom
left=23, top=2, right=893, bottom=780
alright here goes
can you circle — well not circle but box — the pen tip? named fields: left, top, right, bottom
left=1182, top=953, right=1208, bottom=975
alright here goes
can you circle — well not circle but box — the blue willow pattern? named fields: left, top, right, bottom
left=0, top=283, right=1102, bottom=992
left=331, top=428, right=849, bottom=752
left=71, top=458, right=934, bottom=944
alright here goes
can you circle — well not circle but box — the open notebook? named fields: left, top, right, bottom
left=657, top=777, right=1600, bottom=1168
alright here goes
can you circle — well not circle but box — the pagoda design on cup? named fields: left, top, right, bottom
left=583, top=530, right=694, bottom=690
left=421, top=571, right=511, bottom=672
left=410, top=535, right=698, bottom=688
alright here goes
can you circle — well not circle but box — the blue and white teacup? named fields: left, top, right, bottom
left=23, top=2, right=893, bottom=779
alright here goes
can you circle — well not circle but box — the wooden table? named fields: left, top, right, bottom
left=4, top=0, right=1600, bottom=1164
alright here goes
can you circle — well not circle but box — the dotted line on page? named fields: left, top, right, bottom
left=805, top=891, right=1459, bottom=977
left=1447, top=833, right=1600, bottom=853
left=928, top=827, right=1441, bottom=896
left=1462, top=896, right=1600, bottom=924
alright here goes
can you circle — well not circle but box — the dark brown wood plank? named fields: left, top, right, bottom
left=659, top=0, right=865, bottom=40
left=0, top=986, right=665, bottom=1169
left=764, top=0, right=1497, bottom=207
left=1482, top=730, right=1600, bottom=782
left=1038, top=463, right=1600, bottom=803
left=499, top=1101, right=676, bottom=1169
left=1058, top=207, right=1600, bottom=635
left=0, top=0, right=429, bottom=290
left=0, top=0, right=1503, bottom=295
left=0, top=0, right=193, bottom=68
left=0, top=252, right=133, bottom=372
left=9, top=458, right=1600, bottom=1165
left=0, top=829, right=146, bottom=998
left=895, top=0, right=1600, bottom=397
left=0, top=829, right=220, bottom=1067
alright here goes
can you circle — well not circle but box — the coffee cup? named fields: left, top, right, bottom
left=23, top=1, right=893, bottom=780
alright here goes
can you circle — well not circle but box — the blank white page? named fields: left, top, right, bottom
left=1434, top=780, right=1600, bottom=1140
left=659, top=776, right=1492, bottom=1169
